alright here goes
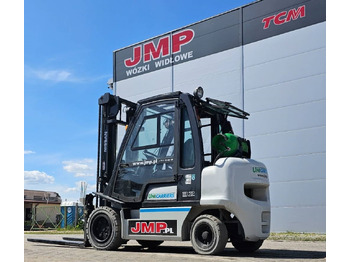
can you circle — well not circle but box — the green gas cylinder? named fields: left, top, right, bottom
left=212, top=133, right=249, bottom=157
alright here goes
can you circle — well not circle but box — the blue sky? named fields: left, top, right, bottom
left=24, top=0, right=254, bottom=201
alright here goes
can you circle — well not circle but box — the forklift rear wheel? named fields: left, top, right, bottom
left=86, top=206, right=123, bottom=250
left=190, top=214, right=228, bottom=255
left=137, top=240, right=164, bottom=249
left=231, top=239, right=264, bottom=253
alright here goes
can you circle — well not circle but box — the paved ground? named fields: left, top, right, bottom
left=24, top=234, right=326, bottom=262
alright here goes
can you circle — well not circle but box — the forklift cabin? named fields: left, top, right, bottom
left=96, top=88, right=250, bottom=208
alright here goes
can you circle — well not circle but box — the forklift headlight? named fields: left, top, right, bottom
left=193, top=86, right=204, bottom=99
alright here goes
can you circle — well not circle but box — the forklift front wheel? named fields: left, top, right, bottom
left=86, top=206, right=123, bottom=250
left=190, top=214, right=228, bottom=255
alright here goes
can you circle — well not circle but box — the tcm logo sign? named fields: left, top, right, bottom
left=124, top=29, right=195, bottom=68
left=129, top=220, right=177, bottom=235
left=262, top=5, right=306, bottom=29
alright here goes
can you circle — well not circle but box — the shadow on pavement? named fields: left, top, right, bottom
left=120, top=244, right=326, bottom=259
left=29, top=242, right=326, bottom=259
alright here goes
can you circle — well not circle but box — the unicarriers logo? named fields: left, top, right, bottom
left=123, top=29, right=195, bottom=77
left=262, top=5, right=306, bottom=29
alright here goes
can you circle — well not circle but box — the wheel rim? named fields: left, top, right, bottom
left=194, top=222, right=215, bottom=251
left=91, top=214, right=112, bottom=243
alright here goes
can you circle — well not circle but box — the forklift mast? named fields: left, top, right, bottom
left=96, top=93, right=136, bottom=206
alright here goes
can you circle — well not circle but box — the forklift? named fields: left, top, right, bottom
left=29, top=87, right=270, bottom=255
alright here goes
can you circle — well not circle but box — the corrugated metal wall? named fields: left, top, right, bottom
left=244, top=22, right=326, bottom=232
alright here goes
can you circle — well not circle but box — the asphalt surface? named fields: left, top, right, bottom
left=24, top=234, right=326, bottom=262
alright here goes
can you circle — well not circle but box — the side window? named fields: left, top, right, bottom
left=181, top=108, right=195, bottom=168
left=199, top=117, right=212, bottom=164
left=115, top=103, right=175, bottom=199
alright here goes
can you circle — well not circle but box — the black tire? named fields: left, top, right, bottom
left=232, top=239, right=264, bottom=253
left=137, top=240, right=164, bottom=249
left=86, top=206, right=123, bottom=250
left=190, top=214, right=228, bottom=255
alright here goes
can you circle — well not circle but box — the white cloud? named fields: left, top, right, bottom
left=62, top=159, right=95, bottom=177
left=25, top=65, right=111, bottom=83
left=64, top=181, right=94, bottom=194
left=35, top=69, right=72, bottom=82
left=24, top=170, right=55, bottom=185
left=65, top=187, right=79, bottom=193
left=24, top=150, right=35, bottom=155
left=25, top=65, right=75, bottom=82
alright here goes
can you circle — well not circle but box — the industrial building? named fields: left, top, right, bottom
left=112, top=0, right=326, bottom=232
left=24, top=189, right=62, bottom=229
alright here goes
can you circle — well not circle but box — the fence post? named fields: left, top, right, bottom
left=74, top=202, right=78, bottom=227
left=64, top=206, right=67, bottom=229
left=30, top=205, right=36, bottom=230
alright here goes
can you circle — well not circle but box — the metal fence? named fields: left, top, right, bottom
left=24, top=205, right=84, bottom=231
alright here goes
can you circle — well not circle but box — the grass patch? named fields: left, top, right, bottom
left=268, top=232, right=326, bottom=241
left=24, top=228, right=84, bottom=235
